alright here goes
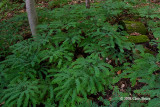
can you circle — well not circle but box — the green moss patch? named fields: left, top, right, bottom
left=120, top=20, right=147, bottom=35
left=127, top=35, right=149, bottom=43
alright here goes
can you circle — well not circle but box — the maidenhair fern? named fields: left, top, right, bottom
left=48, top=56, right=113, bottom=106
left=118, top=53, right=160, bottom=107
left=1, top=0, right=160, bottom=107
left=0, top=78, right=40, bottom=107
left=122, top=53, right=159, bottom=86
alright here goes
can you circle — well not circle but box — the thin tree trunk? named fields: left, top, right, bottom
left=26, top=0, right=38, bottom=36
left=86, top=0, right=90, bottom=9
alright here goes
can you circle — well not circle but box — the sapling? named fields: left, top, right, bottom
left=26, top=0, right=38, bottom=36
left=86, top=0, right=90, bottom=8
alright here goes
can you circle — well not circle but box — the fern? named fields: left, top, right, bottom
left=122, top=53, right=159, bottom=86
left=77, top=100, right=101, bottom=107
left=137, top=3, right=160, bottom=19
left=118, top=53, right=160, bottom=107
left=48, top=56, right=113, bottom=106
left=0, top=78, right=40, bottom=107
left=1, top=0, right=160, bottom=106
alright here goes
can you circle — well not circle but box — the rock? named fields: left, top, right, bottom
left=126, top=35, right=149, bottom=44
left=120, top=20, right=147, bottom=35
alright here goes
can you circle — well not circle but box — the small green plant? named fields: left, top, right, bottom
left=48, top=0, right=71, bottom=9
left=0, top=78, right=40, bottom=107
left=49, top=56, right=113, bottom=106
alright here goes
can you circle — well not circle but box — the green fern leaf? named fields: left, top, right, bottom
left=17, top=92, right=25, bottom=107
left=24, top=91, right=30, bottom=107
left=76, top=78, right=81, bottom=93
left=56, top=88, right=68, bottom=98
left=5, top=93, right=20, bottom=105
left=94, top=67, right=100, bottom=77
left=71, top=89, right=77, bottom=104
left=63, top=89, right=72, bottom=103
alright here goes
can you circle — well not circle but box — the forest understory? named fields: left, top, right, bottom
left=0, top=0, right=160, bottom=107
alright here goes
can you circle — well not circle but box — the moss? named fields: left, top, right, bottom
left=127, top=35, right=149, bottom=44
left=120, top=20, right=147, bottom=35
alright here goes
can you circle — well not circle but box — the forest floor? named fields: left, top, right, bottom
left=0, top=0, right=160, bottom=106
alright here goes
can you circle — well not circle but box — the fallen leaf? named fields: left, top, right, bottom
left=117, top=70, right=122, bottom=75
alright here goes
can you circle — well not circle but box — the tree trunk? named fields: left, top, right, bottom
left=26, top=0, right=38, bottom=36
left=86, top=0, right=90, bottom=9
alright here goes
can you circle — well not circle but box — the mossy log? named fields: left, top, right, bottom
left=120, top=21, right=147, bottom=35
left=126, top=35, right=149, bottom=44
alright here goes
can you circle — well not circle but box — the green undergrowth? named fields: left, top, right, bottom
left=48, top=0, right=72, bottom=9
left=0, top=0, right=25, bottom=19
left=0, top=0, right=160, bottom=107
left=0, top=13, right=28, bottom=59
